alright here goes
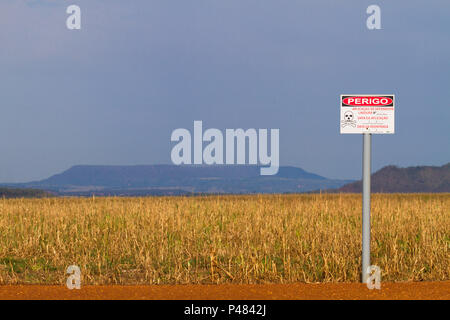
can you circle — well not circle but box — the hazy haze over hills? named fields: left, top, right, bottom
left=2, top=165, right=349, bottom=195
left=2, top=163, right=448, bottom=196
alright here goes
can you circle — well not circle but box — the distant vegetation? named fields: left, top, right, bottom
left=3, top=163, right=448, bottom=196
left=0, top=194, right=448, bottom=284
left=338, top=163, right=450, bottom=193
left=8, top=164, right=350, bottom=195
left=0, top=187, right=51, bottom=198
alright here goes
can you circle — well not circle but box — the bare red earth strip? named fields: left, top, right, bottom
left=0, top=281, right=449, bottom=300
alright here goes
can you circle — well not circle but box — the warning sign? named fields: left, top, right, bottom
left=340, top=94, right=395, bottom=134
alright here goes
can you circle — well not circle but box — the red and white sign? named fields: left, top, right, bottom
left=340, top=94, right=395, bottom=134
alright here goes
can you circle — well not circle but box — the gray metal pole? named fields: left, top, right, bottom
left=362, top=133, right=371, bottom=283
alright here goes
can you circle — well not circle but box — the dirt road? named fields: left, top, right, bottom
left=0, top=281, right=448, bottom=300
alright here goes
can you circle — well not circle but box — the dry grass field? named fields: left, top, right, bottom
left=0, top=194, right=448, bottom=285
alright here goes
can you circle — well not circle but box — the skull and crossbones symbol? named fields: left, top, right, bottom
left=341, top=111, right=356, bottom=128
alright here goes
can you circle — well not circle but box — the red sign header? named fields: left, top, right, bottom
left=342, top=96, right=393, bottom=107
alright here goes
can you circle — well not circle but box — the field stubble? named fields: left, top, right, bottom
left=0, top=193, right=448, bottom=285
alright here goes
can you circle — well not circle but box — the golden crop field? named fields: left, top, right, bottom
left=0, top=194, right=448, bottom=285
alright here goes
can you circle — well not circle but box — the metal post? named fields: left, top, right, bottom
left=362, top=133, right=371, bottom=283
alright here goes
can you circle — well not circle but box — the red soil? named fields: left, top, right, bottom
left=0, top=281, right=448, bottom=300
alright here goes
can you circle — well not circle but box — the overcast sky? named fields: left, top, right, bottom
left=1, top=0, right=449, bottom=182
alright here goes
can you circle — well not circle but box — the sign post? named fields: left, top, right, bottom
left=340, top=94, right=395, bottom=283
left=362, top=133, right=371, bottom=283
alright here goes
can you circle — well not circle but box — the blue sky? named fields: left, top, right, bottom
left=1, top=0, right=449, bottom=182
